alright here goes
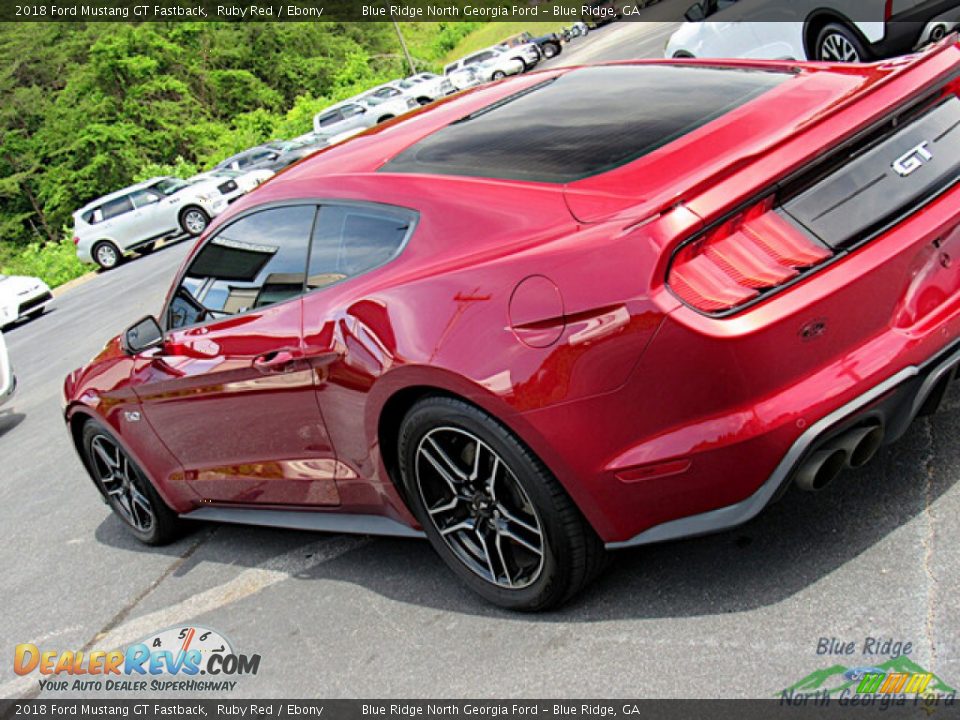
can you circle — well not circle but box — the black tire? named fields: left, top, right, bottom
left=398, top=396, right=606, bottom=611
left=137, top=242, right=156, bottom=255
left=815, top=22, right=870, bottom=63
left=542, top=43, right=559, bottom=59
left=179, top=206, right=209, bottom=237
left=673, top=51, right=695, bottom=59
left=416, top=96, right=432, bottom=106
left=92, top=240, right=122, bottom=271
left=492, top=70, right=506, bottom=80
left=81, top=420, right=184, bottom=546
left=376, top=114, right=395, bottom=124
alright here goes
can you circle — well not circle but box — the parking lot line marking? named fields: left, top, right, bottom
left=0, top=535, right=369, bottom=699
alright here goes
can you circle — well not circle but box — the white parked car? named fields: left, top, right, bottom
left=666, top=0, right=959, bottom=62
left=400, top=73, right=458, bottom=104
left=189, top=168, right=274, bottom=204
left=313, top=94, right=417, bottom=135
left=0, top=273, right=52, bottom=329
left=73, top=176, right=228, bottom=270
left=445, top=47, right=526, bottom=86
left=0, top=330, right=13, bottom=407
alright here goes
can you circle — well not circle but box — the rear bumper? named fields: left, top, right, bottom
left=608, top=337, right=960, bottom=548
left=0, top=372, right=15, bottom=405
left=519, top=182, right=960, bottom=545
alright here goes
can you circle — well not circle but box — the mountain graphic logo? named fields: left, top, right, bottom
left=781, top=656, right=956, bottom=697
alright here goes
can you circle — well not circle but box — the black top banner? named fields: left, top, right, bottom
left=2, top=0, right=958, bottom=23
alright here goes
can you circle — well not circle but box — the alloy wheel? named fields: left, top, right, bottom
left=819, top=33, right=861, bottom=62
left=95, top=244, right=118, bottom=268
left=89, top=434, right=156, bottom=533
left=183, top=209, right=208, bottom=235
left=415, top=426, right=545, bottom=589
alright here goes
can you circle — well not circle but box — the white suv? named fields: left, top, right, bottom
left=73, top=176, right=228, bottom=270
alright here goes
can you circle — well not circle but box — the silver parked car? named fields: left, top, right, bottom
left=73, top=176, right=228, bottom=270
left=312, top=93, right=417, bottom=135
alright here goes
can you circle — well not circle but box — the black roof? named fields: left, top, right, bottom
left=381, top=64, right=791, bottom=184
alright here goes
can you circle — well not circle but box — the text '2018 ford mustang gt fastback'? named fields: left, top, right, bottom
left=65, top=41, right=960, bottom=610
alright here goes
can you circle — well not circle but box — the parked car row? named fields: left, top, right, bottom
left=71, top=25, right=580, bottom=273
left=666, top=0, right=960, bottom=62
left=71, top=132, right=352, bottom=270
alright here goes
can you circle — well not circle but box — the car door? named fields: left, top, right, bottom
left=132, top=204, right=341, bottom=507
left=127, top=188, right=169, bottom=241
left=315, top=108, right=346, bottom=134
left=97, top=194, right=137, bottom=247
left=339, top=104, right=370, bottom=132
left=300, top=202, right=416, bottom=479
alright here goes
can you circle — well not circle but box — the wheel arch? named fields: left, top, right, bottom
left=371, top=373, right=611, bottom=539
left=803, top=11, right=872, bottom=60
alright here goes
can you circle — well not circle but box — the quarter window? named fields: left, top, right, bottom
left=101, top=195, right=134, bottom=220
left=129, top=189, right=160, bottom=207
left=307, top=205, right=411, bottom=290
left=168, top=206, right=316, bottom=329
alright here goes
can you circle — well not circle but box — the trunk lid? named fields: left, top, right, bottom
left=564, top=41, right=960, bottom=225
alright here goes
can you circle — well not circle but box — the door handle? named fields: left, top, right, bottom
left=252, top=350, right=298, bottom=372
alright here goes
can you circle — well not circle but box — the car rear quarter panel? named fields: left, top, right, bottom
left=286, top=173, right=678, bottom=538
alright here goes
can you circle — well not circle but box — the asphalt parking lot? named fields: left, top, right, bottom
left=2, top=21, right=958, bottom=699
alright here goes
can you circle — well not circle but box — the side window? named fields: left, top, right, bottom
left=129, top=189, right=160, bottom=208
left=341, top=105, right=365, bottom=119
left=101, top=195, right=134, bottom=221
left=83, top=208, right=104, bottom=224
left=317, top=110, right=343, bottom=127
left=307, top=205, right=412, bottom=291
left=168, top=205, right=316, bottom=329
left=374, top=88, right=400, bottom=99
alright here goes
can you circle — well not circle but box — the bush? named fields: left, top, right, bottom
left=0, top=238, right=88, bottom=288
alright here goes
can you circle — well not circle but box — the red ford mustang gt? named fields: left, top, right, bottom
left=65, top=43, right=960, bottom=609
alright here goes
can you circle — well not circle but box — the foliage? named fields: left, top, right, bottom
left=0, top=238, right=87, bottom=287
left=0, top=21, right=482, bottom=286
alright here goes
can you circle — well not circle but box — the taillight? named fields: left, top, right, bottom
left=72, top=236, right=80, bottom=246
left=667, top=197, right=833, bottom=314
left=884, top=0, right=893, bottom=21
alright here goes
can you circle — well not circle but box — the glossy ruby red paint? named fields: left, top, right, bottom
left=65, top=43, right=960, bottom=544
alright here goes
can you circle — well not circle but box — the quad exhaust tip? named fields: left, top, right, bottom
left=794, top=423, right=884, bottom=492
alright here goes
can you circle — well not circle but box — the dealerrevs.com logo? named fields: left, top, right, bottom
left=14, top=625, right=260, bottom=693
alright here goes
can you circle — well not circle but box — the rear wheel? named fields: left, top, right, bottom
left=398, top=396, right=606, bottom=611
left=81, top=420, right=183, bottom=545
left=179, top=206, right=209, bottom=236
left=492, top=70, right=506, bottom=80
left=816, top=23, right=869, bottom=63
left=92, top=241, right=121, bottom=271
left=542, top=43, right=560, bottom=59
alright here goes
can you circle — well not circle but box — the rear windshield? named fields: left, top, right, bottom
left=382, top=65, right=790, bottom=183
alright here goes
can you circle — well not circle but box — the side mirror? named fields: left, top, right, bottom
left=122, top=315, right=164, bottom=355
left=685, top=1, right=706, bottom=21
